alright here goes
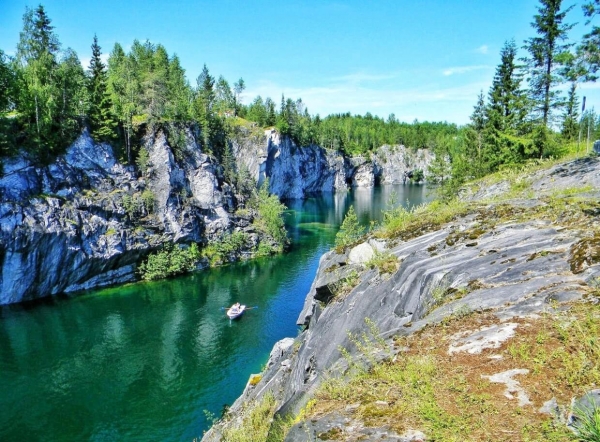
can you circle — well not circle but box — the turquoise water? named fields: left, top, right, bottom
left=0, top=185, right=428, bottom=441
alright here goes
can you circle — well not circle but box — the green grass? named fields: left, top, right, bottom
left=305, top=301, right=600, bottom=441
left=218, top=393, right=293, bottom=442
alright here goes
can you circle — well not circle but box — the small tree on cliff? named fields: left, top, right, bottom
left=335, top=206, right=364, bottom=252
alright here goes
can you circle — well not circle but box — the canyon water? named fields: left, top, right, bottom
left=0, top=185, right=428, bottom=441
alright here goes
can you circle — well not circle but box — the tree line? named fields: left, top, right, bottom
left=2, top=1, right=600, bottom=187
left=427, top=0, right=600, bottom=197
left=0, top=4, right=463, bottom=168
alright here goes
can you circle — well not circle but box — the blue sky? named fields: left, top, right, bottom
left=1, top=0, right=599, bottom=124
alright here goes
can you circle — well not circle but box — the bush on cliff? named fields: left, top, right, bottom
left=250, top=179, right=288, bottom=253
left=139, top=243, right=200, bottom=280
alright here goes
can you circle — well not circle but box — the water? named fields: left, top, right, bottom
left=0, top=184, right=428, bottom=442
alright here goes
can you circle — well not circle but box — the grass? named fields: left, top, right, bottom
left=376, top=198, right=469, bottom=242
left=304, top=299, right=600, bottom=441
left=365, top=250, right=399, bottom=275
left=327, top=269, right=360, bottom=299
left=219, top=393, right=279, bottom=442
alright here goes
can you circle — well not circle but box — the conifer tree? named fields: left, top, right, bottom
left=265, top=97, right=276, bottom=126
left=561, top=82, right=579, bottom=140
left=87, top=35, right=116, bottom=141
left=523, top=0, right=574, bottom=129
left=579, top=0, right=600, bottom=80
left=15, top=5, right=61, bottom=155
left=166, top=55, right=192, bottom=121
left=195, top=64, right=215, bottom=150
left=487, top=40, right=527, bottom=133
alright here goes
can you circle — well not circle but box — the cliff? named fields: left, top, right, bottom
left=203, top=156, right=600, bottom=441
left=0, top=124, right=431, bottom=305
left=0, top=127, right=234, bottom=304
left=231, top=125, right=432, bottom=198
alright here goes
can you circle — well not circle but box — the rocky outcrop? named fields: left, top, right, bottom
left=0, top=127, right=234, bottom=304
left=372, top=144, right=433, bottom=184
left=202, top=156, right=600, bottom=442
left=231, top=127, right=432, bottom=198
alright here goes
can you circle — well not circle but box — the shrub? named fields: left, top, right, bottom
left=250, top=179, right=288, bottom=251
left=202, top=231, right=250, bottom=266
left=139, top=243, right=201, bottom=280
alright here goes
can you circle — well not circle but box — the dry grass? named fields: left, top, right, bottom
left=310, top=299, right=600, bottom=441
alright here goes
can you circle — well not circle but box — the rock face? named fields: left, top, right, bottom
left=0, top=124, right=435, bottom=305
left=232, top=127, right=433, bottom=199
left=0, top=128, right=232, bottom=305
left=202, top=157, right=600, bottom=442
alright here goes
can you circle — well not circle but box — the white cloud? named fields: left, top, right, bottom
left=476, top=45, right=489, bottom=54
left=242, top=72, right=491, bottom=124
left=443, top=65, right=491, bottom=76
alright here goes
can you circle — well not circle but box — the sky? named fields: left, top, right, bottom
left=1, top=0, right=600, bottom=125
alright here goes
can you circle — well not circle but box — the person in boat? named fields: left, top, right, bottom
left=232, top=303, right=241, bottom=311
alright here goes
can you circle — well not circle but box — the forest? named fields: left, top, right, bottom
left=1, top=1, right=600, bottom=196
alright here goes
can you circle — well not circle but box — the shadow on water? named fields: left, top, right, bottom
left=0, top=184, right=429, bottom=441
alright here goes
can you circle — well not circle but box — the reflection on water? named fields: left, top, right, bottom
left=0, top=184, right=429, bottom=441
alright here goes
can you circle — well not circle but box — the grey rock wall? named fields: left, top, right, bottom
left=0, top=128, right=231, bottom=305
left=232, top=127, right=433, bottom=199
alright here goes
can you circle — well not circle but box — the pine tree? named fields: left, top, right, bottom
left=335, top=205, right=364, bottom=251
left=561, top=82, right=579, bottom=140
left=15, top=5, right=61, bottom=156
left=487, top=40, right=527, bottom=134
left=578, top=0, right=600, bottom=81
left=194, top=64, right=215, bottom=150
left=87, top=35, right=116, bottom=141
left=523, top=0, right=574, bottom=129
left=166, top=55, right=192, bottom=121
left=265, top=97, right=276, bottom=126
left=468, top=91, right=486, bottom=173
left=145, top=44, right=169, bottom=120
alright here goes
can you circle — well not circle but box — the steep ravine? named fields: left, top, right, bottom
left=202, top=156, right=600, bottom=441
left=0, top=125, right=431, bottom=305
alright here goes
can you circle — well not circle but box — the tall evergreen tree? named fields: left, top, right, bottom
left=469, top=91, right=486, bottom=172
left=15, top=5, right=61, bottom=155
left=166, top=55, right=192, bottom=121
left=87, top=35, right=116, bottom=141
left=578, top=0, right=600, bottom=81
left=523, top=0, right=574, bottom=128
left=487, top=40, right=527, bottom=133
left=561, top=82, right=580, bottom=140
left=194, top=64, right=215, bottom=150
left=265, top=97, right=276, bottom=126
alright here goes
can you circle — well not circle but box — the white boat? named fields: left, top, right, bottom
left=226, top=303, right=246, bottom=319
